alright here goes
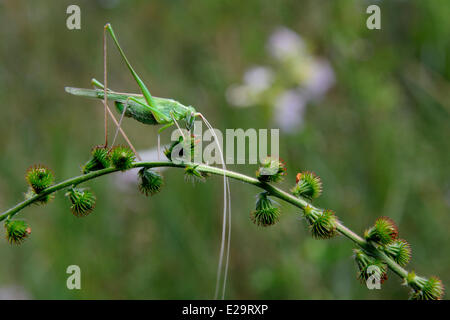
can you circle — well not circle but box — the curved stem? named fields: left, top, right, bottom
left=0, top=161, right=412, bottom=290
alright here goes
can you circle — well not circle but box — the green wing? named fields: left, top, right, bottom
left=65, top=87, right=193, bottom=125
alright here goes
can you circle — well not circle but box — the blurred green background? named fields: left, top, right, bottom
left=0, top=0, right=448, bottom=299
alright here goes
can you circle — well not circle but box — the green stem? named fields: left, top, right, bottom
left=0, top=161, right=412, bottom=290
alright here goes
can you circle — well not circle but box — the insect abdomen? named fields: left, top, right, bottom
left=114, top=101, right=158, bottom=125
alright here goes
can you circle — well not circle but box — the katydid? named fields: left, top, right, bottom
left=65, top=23, right=231, bottom=300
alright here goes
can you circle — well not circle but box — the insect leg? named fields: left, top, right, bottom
left=104, top=102, right=142, bottom=161
left=127, top=96, right=171, bottom=123
left=91, top=78, right=111, bottom=91
left=111, top=97, right=130, bottom=147
left=91, top=79, right=141, bottom=159
left=92, top=52, right=141, bottom=159
left=104, top=23, right=156, bottom=109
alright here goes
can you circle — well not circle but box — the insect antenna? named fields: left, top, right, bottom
left=170, top=112, right=186, bottom=140
left=223, top=177, right=232, bottom=300
left=157, top=134, right=161, bottom=161
left=197, top=113, right=232, bottom=300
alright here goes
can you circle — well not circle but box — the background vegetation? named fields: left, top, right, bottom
left=0, top=0, right=448, bottom=299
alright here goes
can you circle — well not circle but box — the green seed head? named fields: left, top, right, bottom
left=309, top=209, right=338, bottom=239
left=25, top=165, right=54, bottom=194
left=65, top=187, right=96, bottom=217
left=138, top=168, right=163, bottom=196
left=184, top=165, right=208, bottom=184
left=384, top=239, right=411, bottom=267
left=109, top=145, right=135, bottom=171
left=164, top=135, right=196, bottom=162
left=164, top=137, right=181, bottom=161
left=302, top=205, right=319, bottom=224
left=364, top=217, right=398, bottom=245
left=250, top=192, right=280, bottom=227
left=4, top=220, right=31, bottom=245
left=82, top=145, right=110, bottom=174
left=24, top=187, right=54, bottom=205
left=256, top=157, right=287, bottom=183
left=409, top=276, right=444, bottom=300
left=353, top=249, right=388, bottom=284
left=292, top=171, right=322, bottom=200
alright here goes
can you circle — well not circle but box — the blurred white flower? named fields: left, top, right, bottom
left=303, top=59, right=335, bottom=100
left=226, top=84, right=253, bottom=108
left=226, top=66, right=274, bottom=108
left=274, top=90, right=306, bottom=132
left=243, top=66, right=274, bottom=93
left=114, top=146, right=167, bottom=192
left=0, top=285, right=31, bottom=300
left=267, top=27, right=305, bottom=60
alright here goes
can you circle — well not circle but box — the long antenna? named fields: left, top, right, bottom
left=222, top=180, right=232, bottom=300
left=197, top=113, right=231, bottom=300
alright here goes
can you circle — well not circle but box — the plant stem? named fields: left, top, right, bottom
left=0, top=161, right=413, bottom=290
